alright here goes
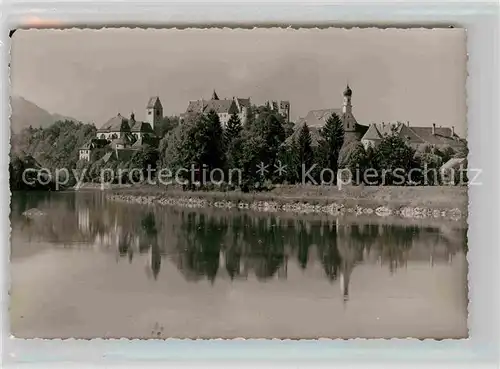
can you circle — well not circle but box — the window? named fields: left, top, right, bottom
left=148, top=111, right=152, bottom=115
left=156, top=110, right=160, bottom=116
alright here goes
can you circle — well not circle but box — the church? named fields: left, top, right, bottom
left=290, top=84, right=465, bottom=154
left=78, top=97, right=162, bottom=161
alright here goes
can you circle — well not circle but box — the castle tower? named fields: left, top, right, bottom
left=279, top=100, right=290, bottom=123
left=145, top=96, right=163, bottom=135
left=342, top=84, right=356, bottom=132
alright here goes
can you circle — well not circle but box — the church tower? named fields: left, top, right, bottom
left=342, top=84, right=352, bottom=114
left=341, top=84, right=356, bottom=132
left=145, top=97, right=163, bottom=135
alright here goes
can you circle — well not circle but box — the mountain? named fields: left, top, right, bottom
left=10, top=96, right=80, bottom=133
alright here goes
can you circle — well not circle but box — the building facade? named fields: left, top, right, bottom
left=267, top=100, right=291, bottom=123
left=183, top=90, right=252, bottom=127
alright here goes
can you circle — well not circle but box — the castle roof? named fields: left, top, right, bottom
left=186, top=100, right=204, bottom=113
left=186, top=98, right=239, bottom=115
left=236, top=98, right=251, bottom=108
left=205, top=99, right=239, bottom=114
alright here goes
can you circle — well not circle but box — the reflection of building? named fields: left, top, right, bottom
left=277, top=255, right=288, bottom=280
left=77, top=207, right=90, bottom=233
left=339, top=260, right=354, bottom=302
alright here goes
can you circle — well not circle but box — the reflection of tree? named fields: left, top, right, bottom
left=316, top=224, right=342, bottom=282
left=175, top=213, right=226, bottom=283
left=11, top=192, right=467, bottom=285
left=296, top=220, right=312, bottom=269
left=377, top=225, right=418, bottom=273
left=140, top=212, right=161, bottom=279
left=243, top=217, right=286, bottom=281
left=224, top=215, right=247, bottom=279
left=118, top=232, right=133, bottom=260
left=225, top=241, right=244, bottom=280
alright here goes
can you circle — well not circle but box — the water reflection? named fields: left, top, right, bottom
left=11, top=192, right=467, bottom=302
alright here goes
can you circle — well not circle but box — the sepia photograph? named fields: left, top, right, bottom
left=9, top=27, right=469, bottom=339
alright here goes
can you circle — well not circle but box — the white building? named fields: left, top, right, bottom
left=183, top=90, right=251, bottom=127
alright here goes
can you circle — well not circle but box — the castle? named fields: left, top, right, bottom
left=266, top=100, right=291, bottom=123
left=182, top=90, right=290, bottom=127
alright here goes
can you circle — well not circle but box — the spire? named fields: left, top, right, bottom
left=343, top=83, right=352, bottom=97
left=211, top=89, right=219, bottom=100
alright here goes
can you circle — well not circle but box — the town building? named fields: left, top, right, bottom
left=291, top=84, right=465, bottom=153
left=182, top=90, right=252, bottom=127
left=78, top=138, right=109, bottom=161
left=361, top=121, right=463, bottom=151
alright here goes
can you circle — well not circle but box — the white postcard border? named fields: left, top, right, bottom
left=1, top=1, right=499, bottom=368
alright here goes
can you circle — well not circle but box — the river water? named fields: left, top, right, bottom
left=10, top=191, right=468, bottom=339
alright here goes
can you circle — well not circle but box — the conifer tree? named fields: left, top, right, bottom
left=318, top=113, right=345, bottom=182
left=203, top=110, right=225, bottom=172
left=224, top=112, right=242, bottom=147
left=297, top=123, right=314, bottom=169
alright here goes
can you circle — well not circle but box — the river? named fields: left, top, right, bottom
left=10, top=191, right=468, bottom=339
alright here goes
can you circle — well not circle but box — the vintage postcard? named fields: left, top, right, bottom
left=9, top=27, right=468, bottom=339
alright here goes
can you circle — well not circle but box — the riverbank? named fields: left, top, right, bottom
left=107, top=184, right=467, bottom=221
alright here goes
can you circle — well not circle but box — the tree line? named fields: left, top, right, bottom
left=158, top=105, right=348, bottom=191
left=10, top=107, right=468, bottom=192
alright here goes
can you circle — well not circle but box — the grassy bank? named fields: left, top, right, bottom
left=111, top=184, right=467, bottom=211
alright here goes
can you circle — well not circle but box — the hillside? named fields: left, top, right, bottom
left=10, top=96, right=80, bottom=133
left=11, top=120, right=97, bottom=170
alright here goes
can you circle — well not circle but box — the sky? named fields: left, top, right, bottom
left=10, top=27, right=467, bottom=136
